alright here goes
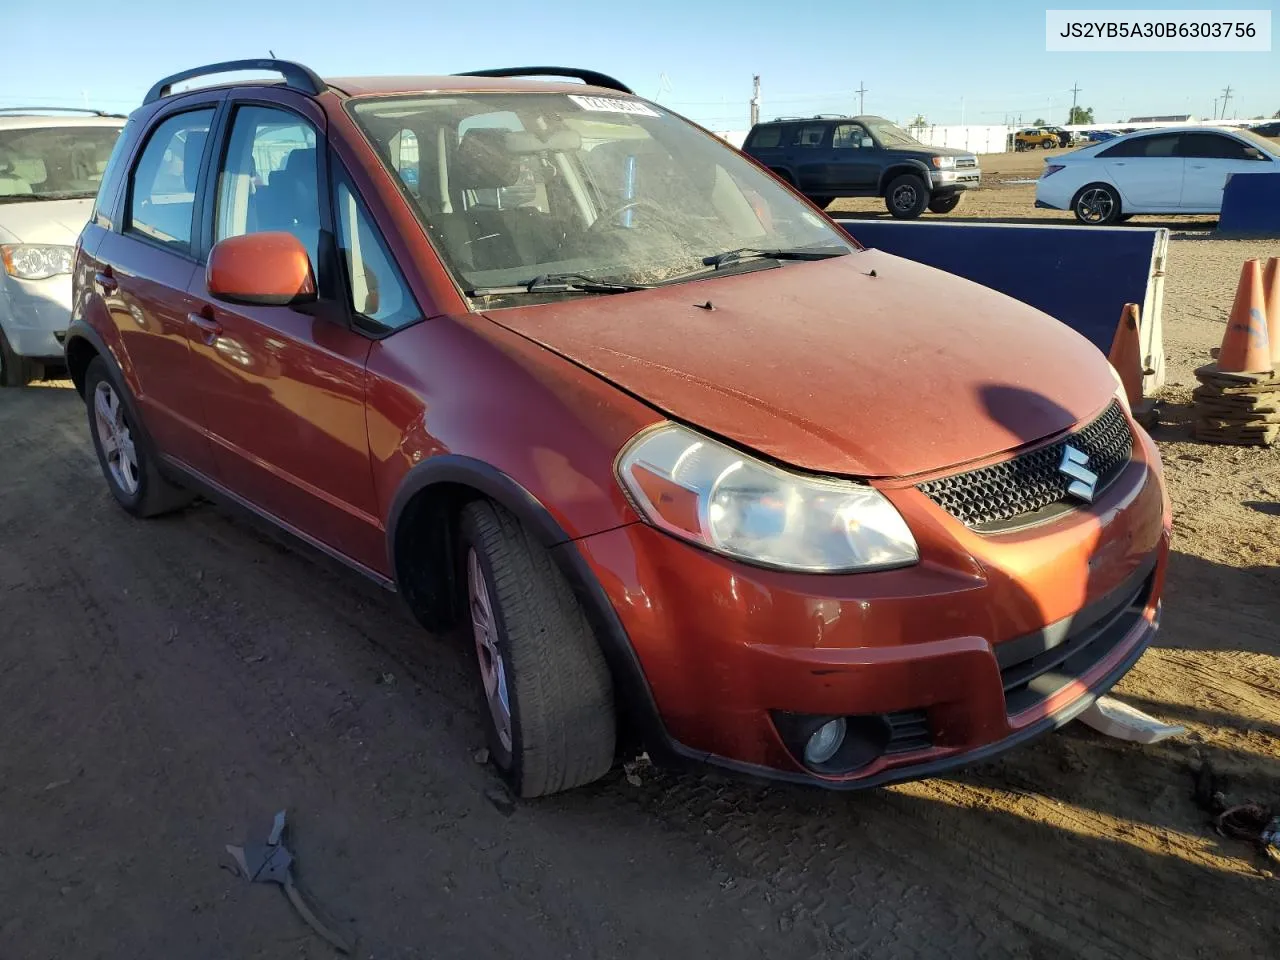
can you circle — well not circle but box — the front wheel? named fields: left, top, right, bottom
left=460, top=500, right=616, bottom=798
left=885, top=174, right=929, bottom=219
left=927, top=193, right=963, bottom=214
left=0, top=327, right=32, bottom=387
left=1042, top=139, right=1055, bottom=150
left=1072, top=183, right=1122, bottom=225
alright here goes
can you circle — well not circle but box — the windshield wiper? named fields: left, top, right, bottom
left=701, top=246, right=850, bottom=270
left=467, top=272, right=652, bottom=297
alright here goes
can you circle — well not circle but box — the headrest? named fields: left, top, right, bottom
left=285, top=147, right=316, bottom=175
left=455, top=129, right=520, bottom=190
left=183, top=130, right=208, bottom=192
left=504, top=130, right=582, bottom=153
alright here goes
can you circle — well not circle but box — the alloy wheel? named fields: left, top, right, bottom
left=468, top=547, right=512, bottom=752
left=892, top=183, right=918, bottom=212
left=93, top=381, right=139, bottom=496
left=1076, top=187, right=1115, bottom=223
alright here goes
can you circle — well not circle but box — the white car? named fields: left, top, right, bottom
left=1034, top=126, right=1280, bottom=224
left=1, top=109, right=126, bottom=385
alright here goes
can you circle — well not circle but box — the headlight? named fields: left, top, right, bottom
left=616, top=423, right=919, bottom=573
left=1108, top=363, right=1133, bottom=415
left=0, top=243, right=74, bottom=280
left=931, top=156, right=955, bottom=169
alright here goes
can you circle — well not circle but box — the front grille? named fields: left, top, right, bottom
left=917, top=402, right=1133, bottom=531
left=955, top=157, right=978, bottom=169
left=996, top=561, right=1154, bottom=715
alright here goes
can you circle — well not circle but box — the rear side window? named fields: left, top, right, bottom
left=92, top=119, right=134, bottom=229
left=790, top=124, right=827, bottom=148
left=127, top=109, right=215, bottom=253
left=748, top=125, right=782, bottom=149
left=1098, top=134, right=1180, bottom=159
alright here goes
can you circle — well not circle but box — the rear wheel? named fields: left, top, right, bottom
left=459, top=500, right=616, bottom=798
left=927, top=193, right=963, bottom=214
left=0, top=327, right=33, bottom=387
left=1072, top=183, right=1122, bottom=225
left=885, top=174, right=929, bottom=219
left=84, top=357, right=193, bottom=517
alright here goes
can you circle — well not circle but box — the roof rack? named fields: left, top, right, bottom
left=0, top=106, right=126, bottom=118
left=770, top=113, right=851, bottom=121
left=454, top=66, right=632, bottom=95
left=143, top=58, right=325, bottom=105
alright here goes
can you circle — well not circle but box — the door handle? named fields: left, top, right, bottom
left=94, top=269, right=117, bottom=294
left=187, top=309, right=223, bottom=345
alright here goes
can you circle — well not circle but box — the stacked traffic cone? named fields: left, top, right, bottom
left=1192, top=258, right=1278, bottom=446
left=1107, top=302, right=1157, bottom=426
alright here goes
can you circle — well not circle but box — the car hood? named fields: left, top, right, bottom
left=0, top=197, right=95, bottom=245
left=480, top=250, right=1116, bottom=479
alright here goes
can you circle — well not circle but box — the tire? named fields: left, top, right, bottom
left=884, top=174, right=929, bottom=219
left=1042, top=139, right=1055, bottom=150
left=927, top=193, right=963, bottom=214
left=83, top=356, right=193, bottom=517
left=1072, top=182, right=1122, bottom=225
left=459, top=500, right=615, bottom=798
left=0, top=326, right=32, bottom=387
left=805, top=195, right=835, bottom=210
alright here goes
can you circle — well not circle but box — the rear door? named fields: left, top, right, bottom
left=1098, top=133, right=1185, bottom=210
left=785, top=122, right=832, bottom=194
left=1177, top=132, right=1276, bottom=210
left=183, top=92, right=389, bottom=573
left=91, top=96, right=222, bottom=474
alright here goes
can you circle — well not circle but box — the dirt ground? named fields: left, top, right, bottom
left=1, top=174, right=1278, bottom=959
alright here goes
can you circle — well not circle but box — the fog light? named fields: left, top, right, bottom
left=803, top=718, right=847, bottom=765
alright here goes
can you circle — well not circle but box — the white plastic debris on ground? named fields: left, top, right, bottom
left=1077, top=695, right=1187, bottom=743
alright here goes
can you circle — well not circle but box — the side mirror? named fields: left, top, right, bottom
left=207, top=232, right=317, bottom=307
left=860, top=137, right=875, bottom=149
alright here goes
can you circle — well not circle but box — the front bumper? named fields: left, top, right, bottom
left=931, top=169, right=981, bottom=192
left=572, top=411, right=1171, bottom=788
left=0, top=274, right=72, bottom=359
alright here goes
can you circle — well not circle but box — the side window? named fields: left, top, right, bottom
left=333, top=169, right=419, bottom=331
left=1098, top=134, right=1178, bottom=159
left=215, top=105, right=320, bottom=270
left=748, top=125, right=782, bottom=149
left=1180, top=133, right=1264, bottom=161
left=790, top=124, right=827, bottom=148
left=832, top=124, right=867, bottom=149
left=127, top=108, right=215, bottom=252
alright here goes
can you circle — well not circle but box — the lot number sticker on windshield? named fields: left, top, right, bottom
left=568, top=95, right=661, bottom=117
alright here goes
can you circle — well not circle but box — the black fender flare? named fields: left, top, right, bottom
left=878, top=160, right=933, bottom=195
left=385, top=455, right=676, bottom=759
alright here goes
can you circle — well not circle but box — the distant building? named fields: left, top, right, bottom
left=1127, top=114, right=1194, bottom=123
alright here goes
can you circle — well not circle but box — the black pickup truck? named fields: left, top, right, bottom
left=741, top=115, right=981, bottom=218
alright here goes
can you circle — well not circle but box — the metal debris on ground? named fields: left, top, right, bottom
left=226, top=810, right=352, bottom=954
left=1076, top=695, right=1186, bottom=743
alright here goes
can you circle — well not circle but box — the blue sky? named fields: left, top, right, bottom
left=2, top=0, right=1276, bottom=127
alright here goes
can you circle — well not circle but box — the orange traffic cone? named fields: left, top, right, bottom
left=1217, top=259, right=1272, bottom=374
left=1108, top=303, right=1145, bottom=409
left=1263, top=256, right=1280, bottom=366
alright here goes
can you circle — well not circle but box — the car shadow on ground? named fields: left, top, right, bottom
left=832, top=209, right=1219, bottom=231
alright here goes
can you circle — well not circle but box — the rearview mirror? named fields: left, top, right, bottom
left=207, top=232, right=317, bottom=307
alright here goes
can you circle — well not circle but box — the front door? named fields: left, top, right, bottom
left=185, top=95, right=385, bottom=573
left=1178, top=132, right=1276, bottom=211
left=95, top=102, right=220, bottom=475
left=828, top=122, right=880, bottom=192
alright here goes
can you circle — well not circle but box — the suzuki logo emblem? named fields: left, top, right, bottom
left=1059, top=445, right=1098, bottom=503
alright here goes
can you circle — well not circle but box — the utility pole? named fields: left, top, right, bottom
left=855, top=80, right=867, bottom=115
left=1220, top=84, right=1233, bottom=119
left=1213, top=97, right=1219, bottom=120
left=750, top=74, right=760, bottom=127
left=1069, top=81, right=1081, bottom=122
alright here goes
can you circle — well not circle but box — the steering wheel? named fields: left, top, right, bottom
left=584, top=198, right=664, bottom=235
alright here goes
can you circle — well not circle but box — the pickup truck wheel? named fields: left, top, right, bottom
left=459, top=500, right=616, bottom=798
left=927, top=194, right=963, bottom=214
left=805, top=195, right=835, bottom=209
left=1072, top=183, right=1122, bottom=225
left=0, top=327, right=32, bottom=387
left=885, top=174, right=929, bottom=219
left=84, top=357, right=193, bottom=517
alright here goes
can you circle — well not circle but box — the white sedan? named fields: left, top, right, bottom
left=1034, top=126, right=1280, bottom=224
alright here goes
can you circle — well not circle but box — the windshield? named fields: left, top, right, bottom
left=348, top=93, right=852, bottom=303
left=864, top=118, right=921, bottom=147
left=0, top=124, right=123, bottom=202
